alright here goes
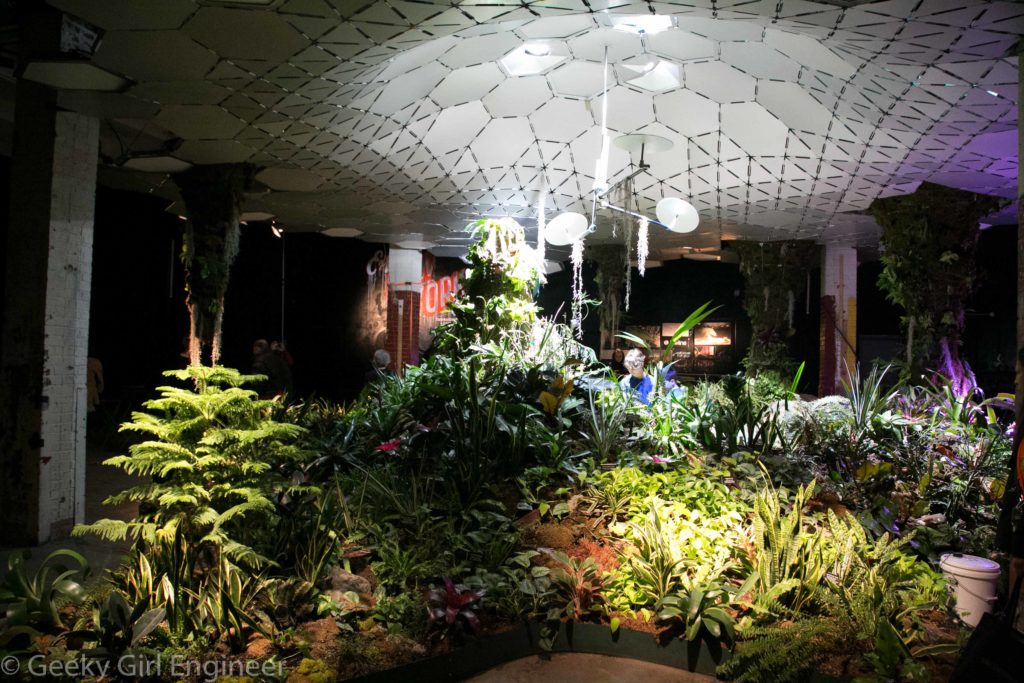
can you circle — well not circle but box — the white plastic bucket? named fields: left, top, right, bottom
left=940, top=553, right=1000, bottom=627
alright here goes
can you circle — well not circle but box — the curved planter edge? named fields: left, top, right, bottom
left=347, top=621, right=718, bottom=683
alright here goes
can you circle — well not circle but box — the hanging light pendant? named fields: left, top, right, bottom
left=545, top=211, right=589, bottom=245
left=656, top=197, right=700, bottom=233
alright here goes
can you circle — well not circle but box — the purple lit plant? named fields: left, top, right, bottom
left=427, top=577, right=483, bottom=642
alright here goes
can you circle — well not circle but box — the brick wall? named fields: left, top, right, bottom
left=819, top=244, right=857, bottom=396
left=385, top=290, right=420, bottom=372
left=37, top=112, right=99, bottom=540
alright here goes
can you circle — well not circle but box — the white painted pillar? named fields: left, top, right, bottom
left=819, top=243, right=858, bottom=396
left=39, top=112, right=100, bottom=537
left=0, top=84, right=99, bottom=544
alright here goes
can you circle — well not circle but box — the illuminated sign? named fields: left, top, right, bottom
left=420, top=270, right=463, bottom=318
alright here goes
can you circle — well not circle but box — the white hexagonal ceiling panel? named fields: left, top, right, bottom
left=50, top=0, right=1022, bottom=260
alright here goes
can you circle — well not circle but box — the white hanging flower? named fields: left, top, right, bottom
left=536, top=186, right=546, bottom=269
left=637, top=216, right=649, bottom=277
left=571, top=236, right=584, bottom=337
left=624, top=215, right=633, bottom=312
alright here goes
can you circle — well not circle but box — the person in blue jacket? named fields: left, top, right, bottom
left=620, top=348, right=654, bottom=405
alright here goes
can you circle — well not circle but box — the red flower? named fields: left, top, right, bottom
left=376, top=438, right=402, bottom=453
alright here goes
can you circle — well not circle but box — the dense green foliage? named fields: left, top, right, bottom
left=870, top=182, right=1001, bottom=387
left=732, top=240, right=818, bottom=377
left=1, top=219, right=1003, bottom=682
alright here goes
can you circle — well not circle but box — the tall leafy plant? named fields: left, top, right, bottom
left=75, top=366, right=312, bottom=569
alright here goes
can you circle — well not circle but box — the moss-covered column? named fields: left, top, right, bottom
left=589, top=244, right=626, bottom=357
left=870, top=182, right=1000, bottom=393
left=172, top=164, right=254, bottom=367
left=732, top=240, right=818, bottom=378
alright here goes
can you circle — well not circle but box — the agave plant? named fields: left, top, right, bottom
left=0, top=548, right=90, bottom=633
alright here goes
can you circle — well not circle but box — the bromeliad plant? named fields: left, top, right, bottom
left=75, top=366, right=313, bottom=570
left=427, top=578, right=483, bottom=644
left=658, top=579, right=746, bottom=661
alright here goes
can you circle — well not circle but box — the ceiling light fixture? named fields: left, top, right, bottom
left=197, top=0, right=283, bottom=8
left=321, top=227, right=364, bottom=238
left=396, top=239, right=437, bottom=250
left=500, top=44, right=566, bottom=76
left=121, top=154, right=192, bottom=174
left=608, top=14, right=674, bottom=35
left=21, top=59, right=129, bottom=92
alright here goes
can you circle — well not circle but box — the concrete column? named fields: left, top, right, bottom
left=0, top=80, right=99, bottom=545
left=818, top=243, right=857, bottom=396
left=385, top=248, right=423, bottom=374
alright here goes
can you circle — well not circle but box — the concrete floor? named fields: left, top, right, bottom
left=465, top=653, right=716, bottom=683
left=0, top=437, right=142, bottom=576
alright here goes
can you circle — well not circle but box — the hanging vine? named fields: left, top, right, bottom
left=173, top=163, right=255, bottom=367
left=535, top=185, right=547, bottom=271
left=622, top=179, right=634, bottom=311
left=571, top=236, right=585, bottom=337
left=870, top=182, right=1001, bottom=392
left=733, top=239, right=818, bottom=377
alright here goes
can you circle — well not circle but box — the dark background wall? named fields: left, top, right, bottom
left=0, top=165, right=1017, bottom=405
left=538, top=255, right=824, bottom=390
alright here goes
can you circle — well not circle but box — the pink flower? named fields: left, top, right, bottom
left=376, top=438, right=402, bottom=453
left=650, top=455, right=673, bottom=465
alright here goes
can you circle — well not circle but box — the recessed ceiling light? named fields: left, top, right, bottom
left=21, top=60, right=128, bottom=92
left=197, top=0, right=283, bottom=7
left=321, top=227, right=364, bottom=238
left=524, top=43, right=551, bottom=57
left=121, top=155, right=192, bottom=173
left=500, top=45, right=566, bottom=76
left=609, top=14, right=674, bottom=35
left=240, top=211, right=275, bottom=222
left=396, top=239, right=437, bottom=250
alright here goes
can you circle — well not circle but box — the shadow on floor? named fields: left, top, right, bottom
left=465, top=653, right=716, bottom=683
left=0, top=438, right=144, bottom=578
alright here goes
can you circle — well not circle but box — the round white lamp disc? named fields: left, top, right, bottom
left=545, top=212, right=589, bottom=245
left=656, top=197, right=700, bottom=233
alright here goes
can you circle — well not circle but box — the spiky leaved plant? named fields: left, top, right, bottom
left=75, top=366, right=312, bottom=570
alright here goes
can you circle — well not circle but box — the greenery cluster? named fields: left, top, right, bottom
left=174, top=164, right=255, bottom=364
left=870, top=182, right=1001, bottom=387
left=0, top=219, right=1003, bottom=682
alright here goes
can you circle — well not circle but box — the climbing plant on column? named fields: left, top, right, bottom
left=435, top=217, right=540, bottom=353
left=173, top=163, right=255, bottom=367
left=870, top=182, right=1001, bottom=393
left=588, top=244, right=627, bottom=354
left=732, top=240, right=818, bottom=378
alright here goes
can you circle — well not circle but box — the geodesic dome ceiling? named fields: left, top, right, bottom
left=49, top=0, right=1022, bottom=260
